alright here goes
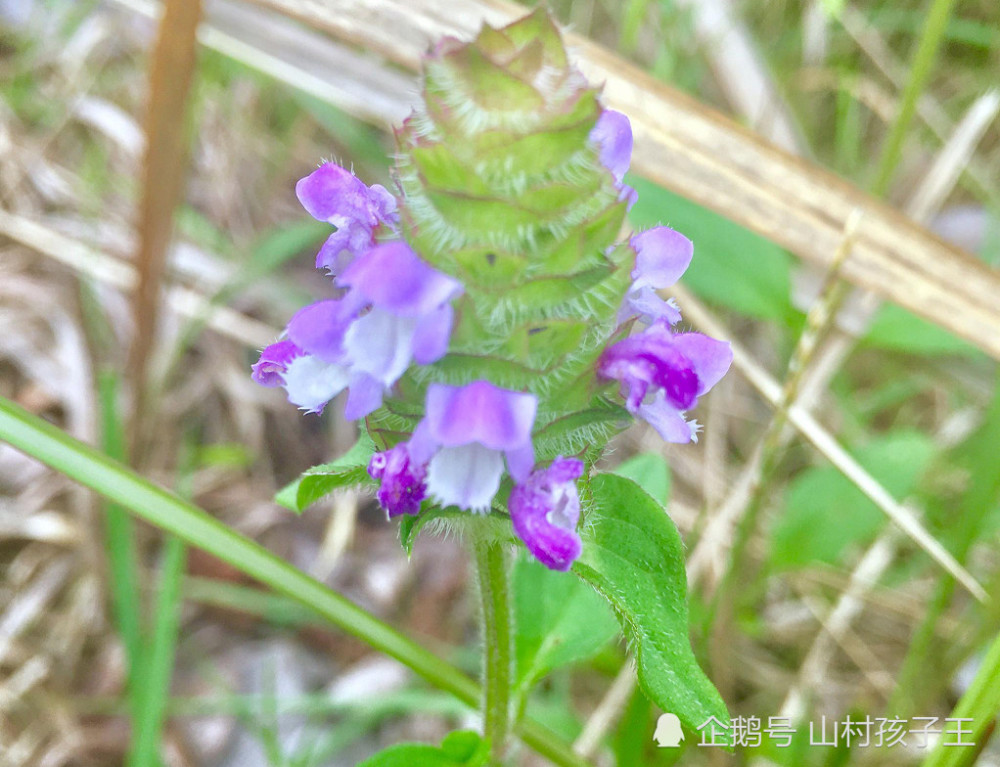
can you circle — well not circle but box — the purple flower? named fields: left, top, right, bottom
left=590, top=109, right=638, bottom=209
left=252, top=333, right=356, bottom=415
left=275, top=295, right=364, bottom=414
left=296, top=163, right=399, bottom=273
left=368, top=443, right=427, bottom=518
left=598, top=322, right=732, bottom=443
left=337, top=242, right=463, bottom=418
left=510, top=457, right=584, bottom=571
left=252, top=339, right=302, bottom=387
left=620, top=226, right=693, bottom=325
left=405, top=381, right=538, bottom=512
left=254, top=242, right=463, bottom=419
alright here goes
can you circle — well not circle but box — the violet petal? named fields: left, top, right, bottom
left=411, top=304, right=454, bottom=365
left=344, top=372, right=384, bottom=420
left=296, top=162, right=378, bottom=226
left=672, top=333, right=733, bottom=395
left=637, top=391, right=694, bottom=443
left=338, top=242, right=462, bottom=317
left=423, top=381, right=537, bottom=451
left=252, top=339, right=301, bottom=387
left=630, top=226, right=693, bottom=289
left=590, top=110, right=633, bottom=183
left=426, top=443, right=505, bottom=513
left=510, top=457, right=584, bottom=571
left=624, top=285, right=683, bottom=326
left=343, top=308, right=417, bottom=386
left=281, top=354, right=350, bottom=414
left=286, top=299, right=357, bottom=363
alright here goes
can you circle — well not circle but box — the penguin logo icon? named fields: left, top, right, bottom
left=654, top=713, right=684, bottom=748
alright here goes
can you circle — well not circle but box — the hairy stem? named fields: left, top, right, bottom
left=475, top=540, right=513, bottom=764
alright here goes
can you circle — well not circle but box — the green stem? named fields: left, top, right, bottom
left=475, top=540, right=513, bottom=765
left=919, top=630, right=1000, bottom=767
left=870, top=0, right=959, bottom=196
left=0, top=394, right=592, bottom=767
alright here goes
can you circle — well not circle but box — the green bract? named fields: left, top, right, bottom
left=369, top=10, right=631, bottom=464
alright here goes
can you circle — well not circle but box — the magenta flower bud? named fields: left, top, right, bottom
left=252, top=339, right=302, bottom=387
left=598, top=323, right=732, bottom=443
left=369, top=443, right=427, bottom=518
left=510, top=457, right=584, bottom=571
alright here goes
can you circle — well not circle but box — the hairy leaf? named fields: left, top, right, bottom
left=573, top=473, right=728, bottom=733
left=513, top=554, right=619, bottom=692
left=275, top=433, right=376, bottom=513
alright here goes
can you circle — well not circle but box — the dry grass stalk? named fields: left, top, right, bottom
left=0, top=210, right=276, bottom=350
left=108, top=0, right=416, bottom=127
left=671, top=281, right=988, bottom=604
left=247, top=0, right=1000, bottom=359
left=779, top=531, right=900, bottom=721
left=685, top=210, right=863, bottom=591
left=668, top=0, right=806, bottom=152
left=129, top=0, right=203, bottom=438
left=573, top=658, right=637, bottom=758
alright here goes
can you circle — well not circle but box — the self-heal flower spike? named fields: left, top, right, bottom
left=510, top=457, right=584, bottom=572
left=255, top=10, right=734, bottom=573
left=296, top=162, right=399, bottom=273
left=620, top=226, right=693, bottom=325
left=598, top=322, right=733, bottom=443
left=403, top=381, right=537, bottom=513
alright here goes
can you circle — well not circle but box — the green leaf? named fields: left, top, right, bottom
left=573, top=473, right=728, bottom=733
left=920, top=631, right=1000, bottom=767
left=628, top=177, right=796, bottom=323
left=276, top=433, right=377, bottom=513
left=771, top=430, right=936, bottom=569
left=611, top=453, right=671, bottom=505
left=358, top=731, right=488, bottom=767
left=513, top=554, right=619, bottom=691
left=863, top=304, right=979, bottom=356
left=399, top=506, right=465, bottom=556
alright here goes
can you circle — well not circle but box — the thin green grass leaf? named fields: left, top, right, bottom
left=129, top=535, right=186, bottom=767
left=0, top=395, right=592, bottom=767
left=97, top=372, right=143, bottom=695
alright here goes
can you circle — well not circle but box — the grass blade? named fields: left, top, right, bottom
left=0, top=395, right=592, bottom=767
left=128, top=535, right=185, bottom=767
left=920, top=631, right=1000, bottom=767
left=97, top=371, right=143, bottom=697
